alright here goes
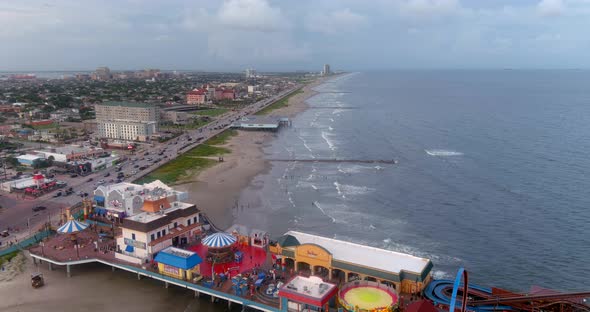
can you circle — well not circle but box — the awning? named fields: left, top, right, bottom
left=125, top=245, right=134, bottom=252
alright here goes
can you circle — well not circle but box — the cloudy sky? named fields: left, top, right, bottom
left=1, top=0, right=589, bottom=71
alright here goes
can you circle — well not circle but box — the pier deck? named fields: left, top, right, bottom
left=27, top=232, right=282, bottom=312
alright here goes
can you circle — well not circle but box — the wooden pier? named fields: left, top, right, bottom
left=308, top=106, right=359, bottom=109
left=267, top=159, right=397, bottom=164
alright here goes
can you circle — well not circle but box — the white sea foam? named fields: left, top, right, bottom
left=328, top=126, right=334, bottom=131
left=321, top=131, right=336, bottom=150
left=425, top=149, right=464, bottom=157
left=333, top=181, right=346, bottom=199
left=329, top=118, right=335, bottom=122
left=337, top=182, right=375, bottom=196
left=369, top=224, right=376, bottom=230
left=313, top=201, right=336, bottom=223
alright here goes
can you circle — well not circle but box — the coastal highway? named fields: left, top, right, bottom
left=0, top=85, right=302, bottom=245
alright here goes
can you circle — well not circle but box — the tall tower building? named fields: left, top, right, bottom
left=322, top=64, right=331, bottom=76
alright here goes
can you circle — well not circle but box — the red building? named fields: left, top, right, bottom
left=221, top=89, right=236, bottom=100
left=25, top=120, right=54, bottom=127
left=186, top=89, right=206, bottom=105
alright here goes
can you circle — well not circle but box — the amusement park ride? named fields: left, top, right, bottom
left=427, top=268, right=589, bottom=312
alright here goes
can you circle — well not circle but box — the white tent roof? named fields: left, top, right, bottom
left=285, top=231, right=430, bottom=274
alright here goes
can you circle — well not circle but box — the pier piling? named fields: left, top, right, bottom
left=228, top=301, right=232, bottom=309
left=66, top=264, right=71, bottom=277
left=137, top=273, right=141, bottom=280
left=48, top=262, right=52, bottom=271
left=165, top=282, right=169, bottom=289
left=194, top=290, right=200, bottom=298
left=112, top=266, right=115, bottom=272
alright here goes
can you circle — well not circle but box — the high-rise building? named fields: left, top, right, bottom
left=93, top=66, right=112, bottom=80
left=321, top=64, right=331, bottom=76
left=95, top=102, right=159, bottom=141
left=245, top=68, right=257, bottom=78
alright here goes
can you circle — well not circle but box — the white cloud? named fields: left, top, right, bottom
left=398, top=0, right=461, bottom=17
left=537, top=0, right=565, bottom=16
left=305, top=8, right=367, bottom=35
left=217, top=0, right=289, bottom=32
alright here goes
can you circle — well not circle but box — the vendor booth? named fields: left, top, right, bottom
left=227, top=224, right=250, bottom=246
left=250, top=229, right=269, bottom=248
left=154, top=246, right=202, bottom=282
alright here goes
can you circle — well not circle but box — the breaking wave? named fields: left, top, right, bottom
left=425, top=149, right=464, bottom=157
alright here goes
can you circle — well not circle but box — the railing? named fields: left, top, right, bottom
left=0, top=229, right=54, bottom=257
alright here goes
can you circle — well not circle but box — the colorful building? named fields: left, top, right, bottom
left=154, top=246, right=202, bottom=282
left=269, top=231, right=433, bottom=294
left=187, top=89, right=207, bottom=105
left=278, top=275, right=338, bottom=312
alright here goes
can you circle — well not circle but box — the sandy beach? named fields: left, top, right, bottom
left=176, top=77, right=327, bottom=230
left=0, top=77, right=327, bottom=312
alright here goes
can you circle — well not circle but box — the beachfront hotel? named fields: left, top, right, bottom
left=269, top=231, right=433, bottom=294
left=92, top=180, right=202, bottom=264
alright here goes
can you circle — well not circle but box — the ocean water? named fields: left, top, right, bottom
left=235, top=70, right=590, bottom=292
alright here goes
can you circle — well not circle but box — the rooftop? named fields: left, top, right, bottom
left=280, top=275, right=337, bottom=301
left=37, top=144, right=103, bottom=155
left=284, top=231, right=431, bottom=275
left=154, top=246, right=202, bottom=270
left=17, top=154, right=43, bottom=161
left=126, top=201, right=193, bottom=223
left=98, top=101, right=156, bottom=108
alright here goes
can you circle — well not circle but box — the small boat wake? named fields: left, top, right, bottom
left=425, top=149, right=464, bottom=157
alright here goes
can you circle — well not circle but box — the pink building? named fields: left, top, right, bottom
left=186, top=89, right=206, bottom=105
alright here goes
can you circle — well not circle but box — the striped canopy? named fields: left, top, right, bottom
left=57, top=219, right=89, bottom=234
left=202, top=232, right=236, bottom=248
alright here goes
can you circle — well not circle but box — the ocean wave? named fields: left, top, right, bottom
left=321, top=131, right=336, bottom=151
left=425, top=149, right=464, bottom=157
left=313, top=201, right=336, bottom=223
left=333, top=181, right=375, bottom=198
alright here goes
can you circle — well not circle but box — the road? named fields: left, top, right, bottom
left=0, top=85, right=300, bottom=247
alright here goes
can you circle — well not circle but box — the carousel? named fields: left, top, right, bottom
left=202, top=232, right=237, bottom=263
left=56, top=218, right=89, bottom=259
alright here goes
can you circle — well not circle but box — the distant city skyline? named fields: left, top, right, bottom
left=1, top=0, right=590, bottom=71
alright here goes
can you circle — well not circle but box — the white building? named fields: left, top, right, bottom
left=247, top=85, right=260, bottom=94
left=95, top=101, right=159, bottom=142
left=35, top=145, right=105, bottom=163
left=245, top=68, right=257, bottom=78
left=99, top=121, right=157, bottom=141
left=93, top=181, right=200, bottom=264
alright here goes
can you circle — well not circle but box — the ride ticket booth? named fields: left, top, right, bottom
left=278, top=276, right=338, bottom=312
left=154, top=246, right=202, bottom=282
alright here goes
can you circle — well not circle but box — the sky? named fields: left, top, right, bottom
left=1, top=0, right=590, bottom=71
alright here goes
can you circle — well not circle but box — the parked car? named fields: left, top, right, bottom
left=104, top=172, right=110, bottom=177
left=32, top=206, right=47, bottom=212
left=70, top=174, right=78, bottom=178
left=53, top=192, right=62, bottom=198
left=87, top=178, right=93, bottom=182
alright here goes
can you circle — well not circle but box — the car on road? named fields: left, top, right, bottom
left=70, top=174, right=78, bottom=178
left=131, top=170, right=137, bottom=174
left=134, top=164, right=139, bottom=168
left=87, top=178, right=93, bottom=182
left=32, top=206, right=47, bottom=212
left=53, top=191, right=62, bottom=197
left=97, top=180, right=106, bottom=185
left=104, top=172, right=110, bottom=177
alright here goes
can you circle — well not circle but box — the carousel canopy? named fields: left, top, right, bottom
left=57, top=219, right=89, bottom=234
left=202, top=232, right=236, bottom=248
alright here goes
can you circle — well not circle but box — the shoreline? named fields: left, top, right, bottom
left=175, top=76, right=329, bottom=230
